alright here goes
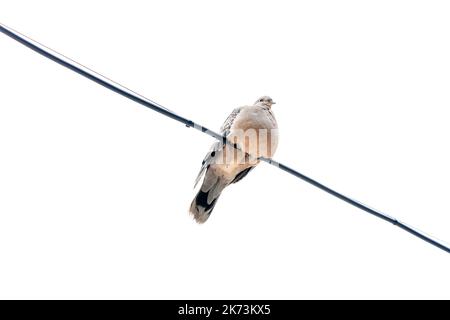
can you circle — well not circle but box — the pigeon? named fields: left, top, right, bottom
left=189, top=96, right=279, bottom=223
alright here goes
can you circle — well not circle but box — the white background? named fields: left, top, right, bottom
left=1, top=1, right=449, bottom=299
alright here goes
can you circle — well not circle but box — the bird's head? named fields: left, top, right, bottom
left=255, top=96, right=276, bottom=108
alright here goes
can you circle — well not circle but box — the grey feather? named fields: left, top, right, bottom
left=207, top=179, right=227, bottom=204
left=193, top=107, right=241, bottom=189
left=193, top=141, right=222, bottom=189
left=220, top=107, right=242, bottom=136
left=200, top=169, right=219, bottom=192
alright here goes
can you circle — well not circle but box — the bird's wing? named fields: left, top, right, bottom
left=193, top=140, right=221, bottom=188
left=193, top=107, right=243, bottom=188
left=220, top=107, right=242, bottom=136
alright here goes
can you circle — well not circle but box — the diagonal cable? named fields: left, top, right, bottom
left=1, top=23, right=448, bottom=254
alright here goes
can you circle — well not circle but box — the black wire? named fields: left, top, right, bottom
left=263, top=158, right=450, bottom=253
left=1, top=23, right=448, bottom=254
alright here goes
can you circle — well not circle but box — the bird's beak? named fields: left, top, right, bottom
left=272, top=101, right=276, bottom=104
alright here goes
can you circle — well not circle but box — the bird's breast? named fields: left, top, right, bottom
left=229, top=107, right=278, bottom=159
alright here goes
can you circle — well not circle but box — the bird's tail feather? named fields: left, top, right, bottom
left=189, top=187, right=223, bottom=223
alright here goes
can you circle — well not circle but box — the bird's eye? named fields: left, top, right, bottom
left=260, top=99, right=264, bottom=102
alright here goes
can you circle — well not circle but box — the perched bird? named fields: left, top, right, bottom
left=189, top=96, right=279, bottom=223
